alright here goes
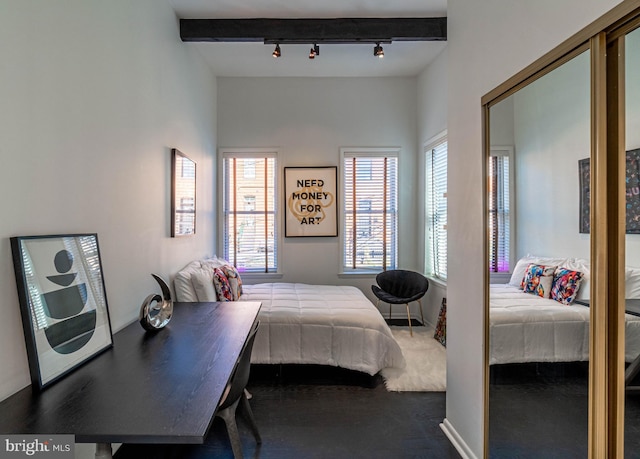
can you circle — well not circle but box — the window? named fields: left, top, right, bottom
left=342, top=148, right=398, bottom=271
left=426, top=136, right=447, bottom=280
left=488, top=147, right=513, bottom=273
left=221, top=150, right=277, bottom=273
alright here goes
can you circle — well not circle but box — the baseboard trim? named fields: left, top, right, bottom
left=439, top=418, right=478, bottom=459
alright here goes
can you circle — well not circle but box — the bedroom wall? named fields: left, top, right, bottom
left=445, top=0, right=622, bottom=457
left=512, top=51, right=592, bottom=262
left=216, top=77, right=422, bottom=314
left=0, top=0, right=217, bottom=409
left=417, top=48, right=448, bottom=327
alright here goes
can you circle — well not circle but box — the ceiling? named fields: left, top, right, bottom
left=168, top=0, right=448, bottom=77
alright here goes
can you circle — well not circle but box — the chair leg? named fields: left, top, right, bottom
left=418, top=299, right=425, bottom=325
left=217, top=399, right=244, bottom=459
left=240, top=392, right=262, bottom=444
left=405, top=303, right=413, bottom=337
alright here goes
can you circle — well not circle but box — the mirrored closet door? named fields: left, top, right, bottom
left=486, top=49, right=592, bottom=458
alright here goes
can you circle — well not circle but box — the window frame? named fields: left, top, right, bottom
left=218, top=148, right=281, bottom=276
left=424, top=131, right=448, bottom=282
left=339, top=147, right=400, bottom=274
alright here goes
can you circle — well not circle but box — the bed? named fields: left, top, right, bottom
left=173, top=259, right=406, bottom=375
left=490, top=256, right=640, bottom=365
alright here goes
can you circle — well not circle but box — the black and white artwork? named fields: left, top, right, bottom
left=11, top=234, right=113, bottom=390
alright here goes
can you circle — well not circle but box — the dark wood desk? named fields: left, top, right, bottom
left=0, top=301, right=261, bottom=458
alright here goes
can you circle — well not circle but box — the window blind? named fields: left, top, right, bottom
left=426, top=141, right=448, bottom=280
left=488, top=154, right=510, bottom=272
left=343, top=154, right=398, bottom=271
left=222, top=155, right=277, bottom=273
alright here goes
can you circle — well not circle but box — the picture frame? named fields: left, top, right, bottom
left=579, top=148, right=640, bottom=234
left=171, top=148, right=196, bottom=237
left=284, top=166, right=338, bottom=237
left=10, top=234, right=113, bottom=391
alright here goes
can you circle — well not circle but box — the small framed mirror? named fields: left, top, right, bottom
left=171, top=148, right=196, bottom=237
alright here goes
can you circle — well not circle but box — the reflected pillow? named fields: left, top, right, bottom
left=522, top=264, right=556, bottom=298
left=550, top=268, right=584, bottom=305
left=213, top=267, right=233, bottom=302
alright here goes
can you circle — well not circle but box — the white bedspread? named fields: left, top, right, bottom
left=490, top=284, right=640, bottom=364
left=240, top=283, right=405, bottom=375
left=173, top=260, right=405, bottom=375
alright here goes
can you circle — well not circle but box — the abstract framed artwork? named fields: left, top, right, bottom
left=10, top=234, right=113, bottom=390
left=171, top=148, right=196, bottom=237
left=579, top=148, right=640, bottom=234
left=284, top=166, right=338, bottom=237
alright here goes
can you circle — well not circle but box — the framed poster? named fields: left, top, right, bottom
left=579, top=148, right=640, bottom=234
left=171, top=148, right=196, bottom=237
left=284, top=166, right=338, bottom=237
left=10, top=234, right=113, bottom=390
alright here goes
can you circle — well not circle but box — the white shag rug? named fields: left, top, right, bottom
left=381, top=326, right=446, bottom=392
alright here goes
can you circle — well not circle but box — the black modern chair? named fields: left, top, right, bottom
left=371, top=270, right=429, bottom=337
left=215, top=321, right=262, bottom=459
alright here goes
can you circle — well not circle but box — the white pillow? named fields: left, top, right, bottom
left=191, top=271, right=217, bottom=301
left=626, top=267, right=640, bottom=299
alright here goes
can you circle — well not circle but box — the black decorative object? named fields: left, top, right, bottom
left=579, top=148, right=640, bottom=234
left=10, top=234, right=113, bottom=391
left=139, top=274, right=173, bottom=332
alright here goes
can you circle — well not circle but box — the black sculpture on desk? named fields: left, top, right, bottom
left=139, top=274, right=173, bottom=332
left=42, top=249, right=96, bottom=354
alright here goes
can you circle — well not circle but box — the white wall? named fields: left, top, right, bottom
left=0, top=0, right=217, bottom=409
left=417, top=49, right=449, bottom=327
left=445, top=0, right=622, bottom=457
left=512, top=51, right=591, bottom=261
left=217, top=77, right=424, bottom=313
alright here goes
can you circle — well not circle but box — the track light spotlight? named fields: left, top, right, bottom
left=272, top=44, right=281, bottom=58
left=309, top=44, right=320, bottom=59
left=374, top=43, right=384, bottom=59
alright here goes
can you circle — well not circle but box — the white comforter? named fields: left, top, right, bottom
left=173, top=260, right=405, bottom=375
left=240, top=283, right=405, bottom=375
left=490, top=284, right=640, bottom=364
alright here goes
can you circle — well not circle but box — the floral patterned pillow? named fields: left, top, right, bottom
left=522, top=264, right=556, bottom=298
left=221, top=265, right=243, bottom=300
left=212, top=267, right=233, bottom=301
left=551, top=268, right=584, bottom=305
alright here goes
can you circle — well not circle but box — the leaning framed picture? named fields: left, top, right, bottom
left=284, top=166, right=338, bottom=237
left=10, top=234, right=113, bottom=391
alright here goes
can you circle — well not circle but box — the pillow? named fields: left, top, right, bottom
left=550, top=268, right=584, bottom=305
left=212, top=267, right=233, bottom=301
left=522, top=264, right=556, bottom=298
left=626, top=267, right=640, bottom=299
left=221, top=265, right=243, bottom=300
left=509, top=256, right=569, bottom=288
left=563, top=258, right=590, bottom=299
left=191, top=271, right=217, bottom=302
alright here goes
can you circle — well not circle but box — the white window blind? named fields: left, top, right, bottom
left=488, top=153, right=511, bottom=273
left=342, top=152, right=398, bottom=271
left=222, top=154, right=277, bottom=273
left=426, top=141, right=447, bottom=280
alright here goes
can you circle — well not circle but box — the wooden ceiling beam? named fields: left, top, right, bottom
left=179, top=17, right=447, bottom=43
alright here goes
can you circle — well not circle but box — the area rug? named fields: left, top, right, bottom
left=381, top=326, right=446, bottom=392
